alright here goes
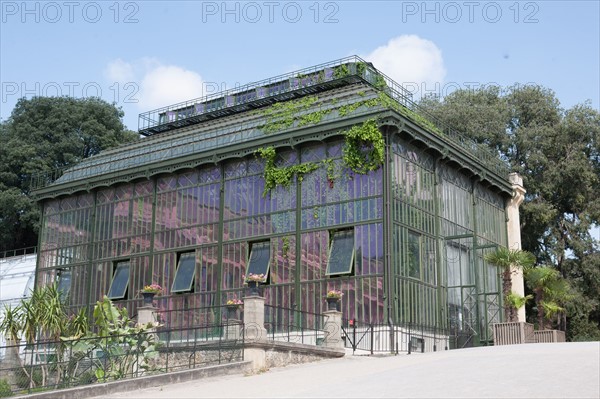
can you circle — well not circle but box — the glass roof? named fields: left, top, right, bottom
left=32, top=56, right=510, bottom=193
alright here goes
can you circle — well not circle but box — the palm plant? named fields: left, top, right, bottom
left=505, top=292, right=533, bottom=314
left=525, top=266, right=572, bottom=330
left=484, top=247, right=535, bottom=322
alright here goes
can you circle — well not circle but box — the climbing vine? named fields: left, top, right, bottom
left=254, top=66, right=444, bottom=190
left=256, top=146, right=319, bottom=197
left=342, top=119, right=385, bottom=174
left=261, top=96, right=333, bottom=134
left=281, top=236, right=290, bottom=259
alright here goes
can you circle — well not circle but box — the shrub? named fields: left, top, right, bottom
left=0, top=379, right=13, bottom=397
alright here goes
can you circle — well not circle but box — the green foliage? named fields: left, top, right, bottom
left=342, top=120, right=385, bottom=174
left=418, top=86, right=600, bottom=335
left=0, top=304, right=23, bottom=343
left=281, top=236, right=290, bottom=259
left=261, top=96, right=322, bottom=133
left=298, top=108, right=331, bottom=127
left=334, top=64, right=350, bottom=79
left=356, top=62, right=366, bottom=76
left=505, top=292, right=533, bottom=311
left=0, top=379, right=12, bottom=398
left=373, top=74, right=387, bottom=90
left=64, top=296, right=160, bottom=383
left=0, top=96, right=139, bottom=251
left=14, top=367, right=42, bottom=390
left=525, top=266, right=573, bottom=329
left=255, top=147, right=319, bottom=197
left=485, top=247, right=536, bottom=322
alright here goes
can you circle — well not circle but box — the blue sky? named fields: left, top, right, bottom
left=1, top=1, right=599, bottom=131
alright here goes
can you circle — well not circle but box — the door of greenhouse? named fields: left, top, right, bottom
left=445, top=236, right=479, bottom=348
left=474, top=245, right=501, bottom=345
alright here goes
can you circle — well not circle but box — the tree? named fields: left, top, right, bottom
left=420, top=85, right=600, bottom=339
left=484, top=247, right=535, bottom=322
left=0, top=96, right=139, bottom=252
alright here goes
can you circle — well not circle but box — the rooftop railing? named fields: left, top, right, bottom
left=137, top=56, right=411, bottom=136
left=30, top=56, right=510, bottom=192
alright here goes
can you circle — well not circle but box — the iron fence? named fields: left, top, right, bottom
left=342, top=319, right=453, bottom=355
left=0, top=246, right=37, bottom=260
left=0, top=322, right=244, bottom=397
left=263, top=305, right=328, bottom=345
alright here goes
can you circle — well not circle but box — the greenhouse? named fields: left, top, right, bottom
left=31, top=56, right=525, bottom=347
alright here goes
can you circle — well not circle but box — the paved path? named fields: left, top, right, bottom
left=101, top=342, right=599, bottom=398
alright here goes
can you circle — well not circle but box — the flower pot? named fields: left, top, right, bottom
left=142, top=292, right=156, bottom=306
left=326, top=297, right=340, bottom=311
left=227, top=306, right=239, bottom=320
left=247, top=281, right=260, bottom=296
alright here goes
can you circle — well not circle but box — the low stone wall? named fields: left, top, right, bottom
left=14, top=361, right=252, bottom=399
left=245, top=340, right=344, bottom=370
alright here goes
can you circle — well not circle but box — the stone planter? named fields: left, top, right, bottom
left=142, top=292, right=156, bottom=306
left=326, top=297, right=340, bottom=311
left=247, top=281, right=261, bottom=296
left=227, top=305, right=241, bottom=320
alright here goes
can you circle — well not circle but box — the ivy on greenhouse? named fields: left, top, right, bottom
left=262, top=96, right=333, bottom=134
left=255, top=146, right=319, bottom=197
left=342, top=119, right=385, bottom=174
left=256, top=119, right=384, bottom=195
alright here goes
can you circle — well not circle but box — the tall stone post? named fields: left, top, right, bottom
left=243, top=295, right=268, bottom=370
left=323, top=310, right=343, bottom=349
left=137, top=305, right=158, bottom=327
left=506, top=172, right=527, bottom=322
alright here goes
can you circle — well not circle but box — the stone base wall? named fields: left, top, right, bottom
left=265, top=349, right=325, bottom=368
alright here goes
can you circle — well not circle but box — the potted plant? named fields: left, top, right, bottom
left=326, top=290, right=343, bottom=311
left=244, top=273, right=266, bottom=296
left=140, top=284, right=162, bottom=306
left=226, top=298, right=243, bottom=319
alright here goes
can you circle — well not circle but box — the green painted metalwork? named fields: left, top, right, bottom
left=32, top=59, right=513, bottom=348
left=31, top=58, right=511, bottom=198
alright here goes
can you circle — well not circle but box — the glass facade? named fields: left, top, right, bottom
left=35, top=78, right=510, bottom=346
left=37, top=131, right=508, bottom=345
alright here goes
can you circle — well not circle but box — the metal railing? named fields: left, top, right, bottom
left=263, top=305, right=328, bottom=345
left=342, top=319, right=452, bottom=355
left=0, top=246, right=37, bottom=260
left=0, top=322, right=244, bottom=397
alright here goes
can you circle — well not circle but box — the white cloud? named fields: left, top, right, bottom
left=139, top=65, right=204, bottom=110
left=104, top=59, right=135, bottom=83
left=364, top=35, right=446, bottom=93
left=103, top=59, right=205, bottom=110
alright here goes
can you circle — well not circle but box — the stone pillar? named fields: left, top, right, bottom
left=243, top=296, right=268, bottom=342
left=506, top=172, right=527, bottom=322
left=137, top=305, right=158, bottom=327
left=323, top=310, right=343, bottom=349
left=242, top=295, right=268, bottom=370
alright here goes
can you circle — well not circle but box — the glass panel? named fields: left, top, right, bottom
left=57, top=269, right=72, bottom=298
left=107, top=261, right=130, bottom=299
left=246, top=241, right=271, bottom=278
left=326, top=230, right=354, bottom=275
left=407, top=231, right=421, bottom=279
left=172, top=252, right=196, bottom=293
